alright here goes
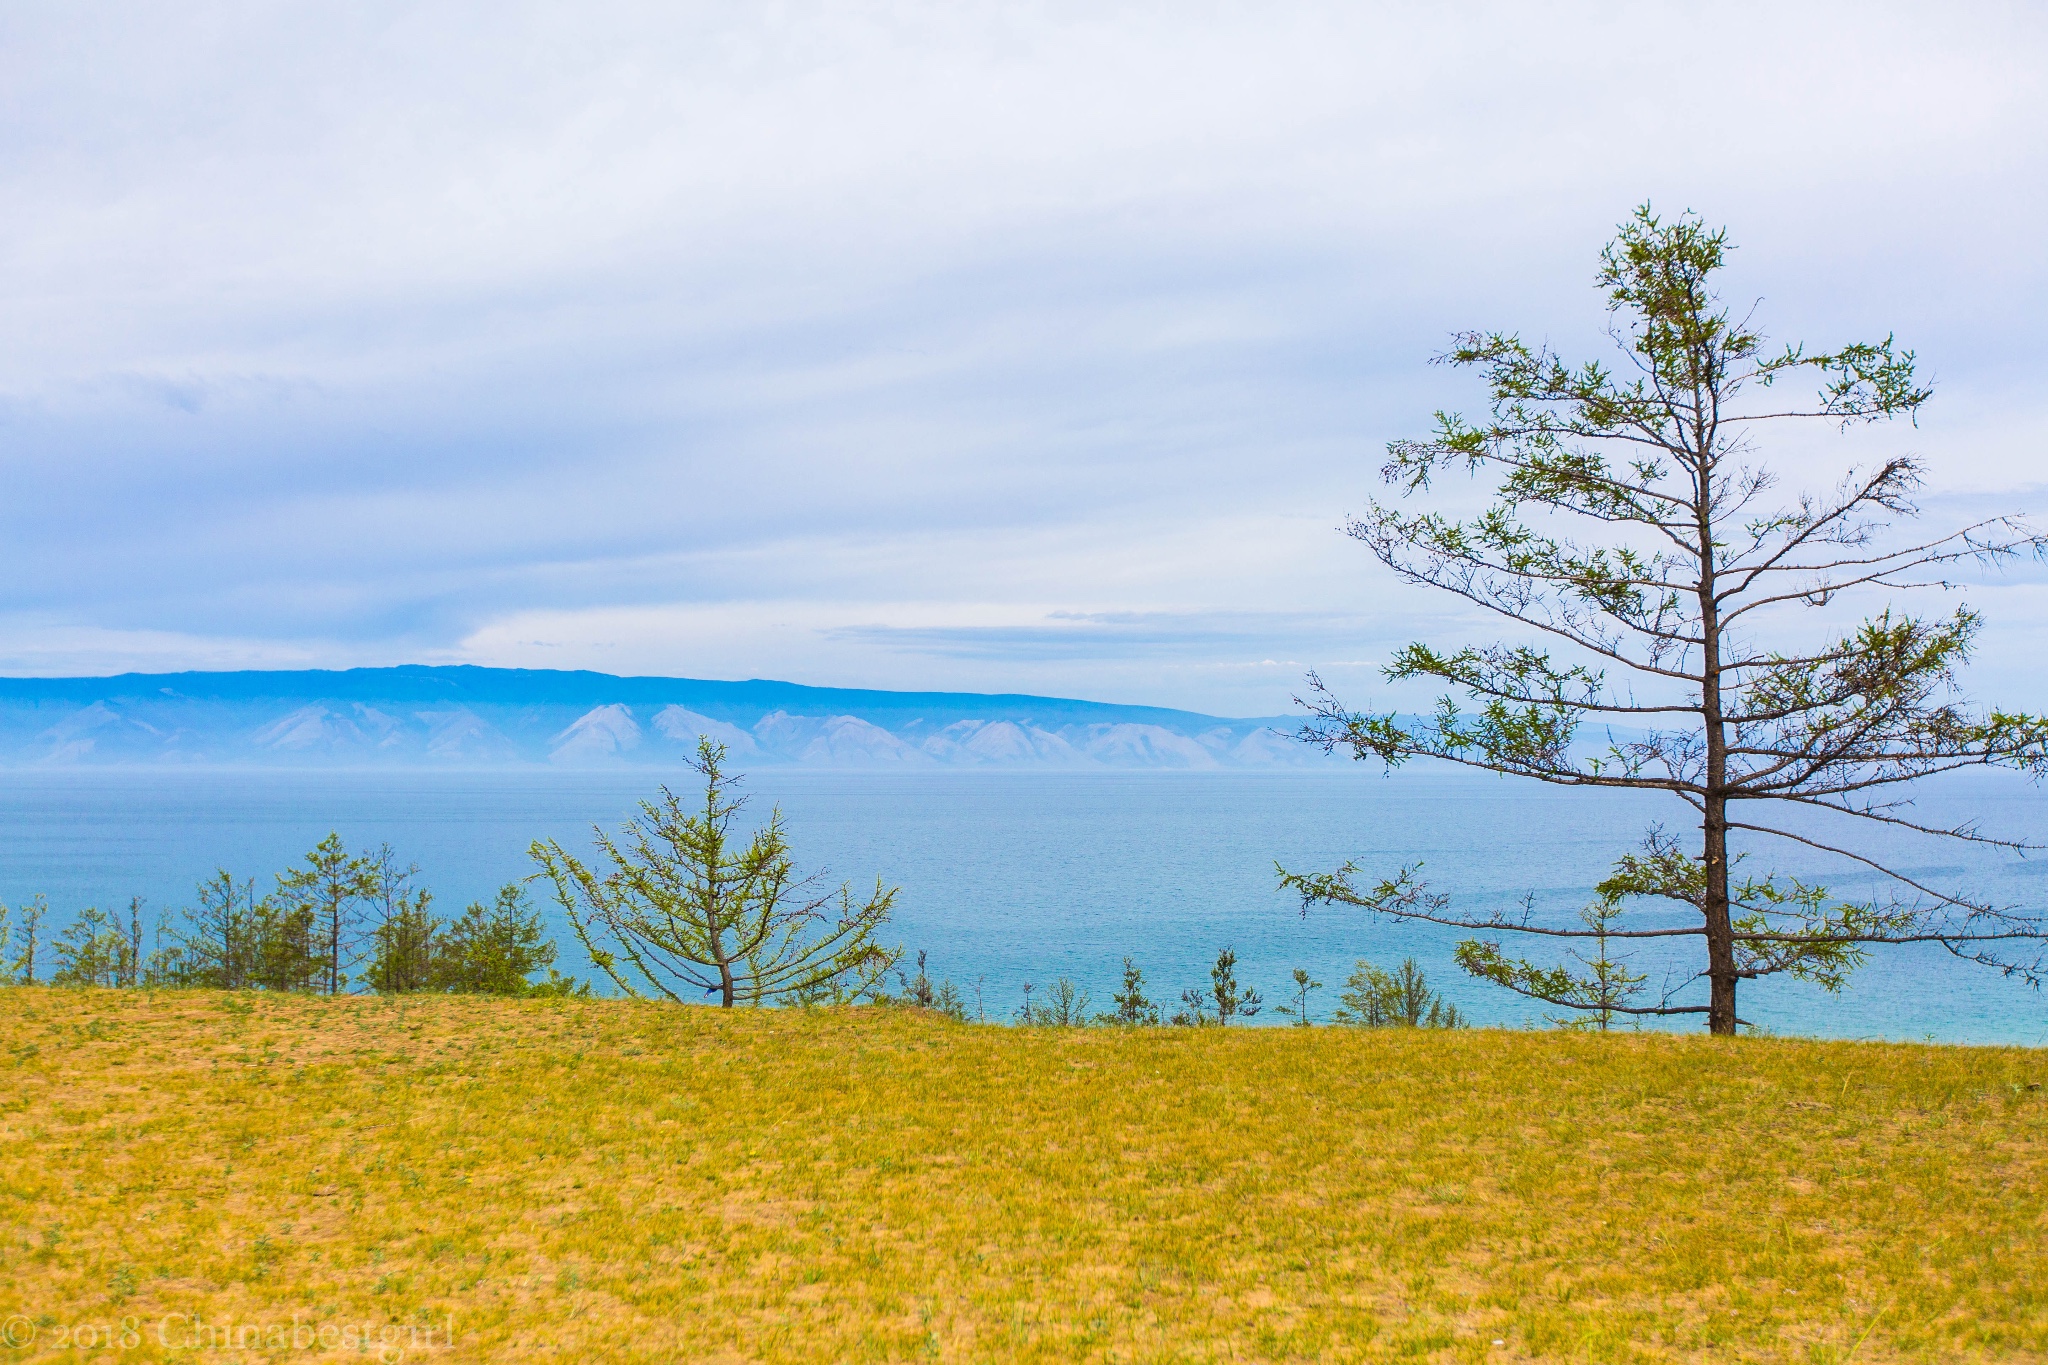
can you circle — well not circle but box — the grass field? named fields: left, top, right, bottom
left=0, top=990, right=2044, bottom=1362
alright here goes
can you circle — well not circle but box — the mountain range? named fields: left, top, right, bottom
left=0, top=667, right=1334, bottom=769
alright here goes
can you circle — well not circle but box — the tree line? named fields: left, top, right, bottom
left=0, top=738, right=1470, bottom=1029
left=529, top=738, right=1468, bottom=1027
left=0, top=836, right=583, bottom=997
left=897, top=948, right=1466, bottom=1030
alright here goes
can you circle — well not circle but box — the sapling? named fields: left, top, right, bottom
left=535, top=739, right=899, bottom=1006
left=1097, top=957, right=1161, bottom=1025
left=1275, top=967, right=1323, bottom=1025
left=1174, top=947, right=1263, bottom=1026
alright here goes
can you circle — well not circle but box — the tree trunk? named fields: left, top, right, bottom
left=1702, top=793, right=1738, bottom=1035
left=1698, top=466, right=1738, bottom=1036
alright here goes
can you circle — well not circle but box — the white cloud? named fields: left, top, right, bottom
left=2, top=2, right=2044, bottom=711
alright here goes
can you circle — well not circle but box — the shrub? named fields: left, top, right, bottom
left=1333, top=958, right=1465, bottom=1028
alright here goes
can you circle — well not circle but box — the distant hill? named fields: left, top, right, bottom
left=0, top=666, right=1329, bottom=769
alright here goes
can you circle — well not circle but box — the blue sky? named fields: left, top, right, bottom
left=3, top=3, right=2045, bottom=715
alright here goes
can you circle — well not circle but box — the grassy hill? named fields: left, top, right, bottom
left=1, top=992, right=2043, bottom=1362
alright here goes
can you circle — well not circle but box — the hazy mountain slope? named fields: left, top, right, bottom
left=0, top=666, right=1329, bottom=769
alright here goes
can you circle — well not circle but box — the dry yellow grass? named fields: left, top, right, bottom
left=0, top=989, right=2044, bottom=1362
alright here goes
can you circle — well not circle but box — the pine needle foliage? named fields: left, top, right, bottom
left=362, top=883, right=578, bottom=997
left=272, top=834, right=377, bottom=997
left=0, top=896, right=46, bottom=984
left=533, top=738, right=899, bottom=1006
left=1332, top=958, right=1465, bottom=1029
left=50, top=901, right=145, bottom=989
left=1097, top=957, right=1161, bottom=1025
left=894, top=950, right=970, bottom=1021
left=1283, top=205, right=2048, bottom=1034
left=1275, top=967, right=1324, bottom=1025
left=1020, top=977, right=1092, bottom=1026
left=170, top=872, right=320, bottom=991
left=1175, top=947, right=1263, bottom=1026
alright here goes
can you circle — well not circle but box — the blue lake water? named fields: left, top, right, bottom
left=1, top=766, right=2043, bottom=1045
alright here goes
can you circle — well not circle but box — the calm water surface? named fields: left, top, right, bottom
left=1, top=767, right=2042, bottom=1044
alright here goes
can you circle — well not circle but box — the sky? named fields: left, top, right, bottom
left=3, top=2, right=2045, bottom=716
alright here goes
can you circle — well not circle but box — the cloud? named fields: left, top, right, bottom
left=829, top=610, right=1385, bottom=660
left=2, top=3, right=2045, bottom=711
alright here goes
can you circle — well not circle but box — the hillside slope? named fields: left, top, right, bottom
left=2, top=991, right=2042, bottom=1362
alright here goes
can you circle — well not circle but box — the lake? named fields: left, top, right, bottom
left=1, top=766, right=2043, bottom=1044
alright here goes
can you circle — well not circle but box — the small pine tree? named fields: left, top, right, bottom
left=1462, top=890, right=1649, bottom=1031
left=1027, top=977, right=1091, bottom=1026
left=435, top=884, right=561, bottom=995
left=535, top=740, right=898, bottom=1007
left=17, top=897, right=41, bottom=984
left=1096, top=957, right=1160, bottom=1025
left=2, top=896, right=46, bottom=985
left=1176, top=947, right=1264, bottom=1025
left=249, top=898, right=322, bottom=992
left=1275, top=967, right=1323, bottom=1025
left=175, top=872, right=259, bottom=989
left=1333, top=957, right=1466, bottom=1028
left=363, top=890, right=442, bottom=994
left=894, top=951, right=970, bottom=1021
left=273, top=834, right=377, bottom=996
left=897, top=949, right=939, bottom=1006
left=140, top=903, right=184, bottom=987
left=1171, top=985, right=1211, bottom=1026
left=49, top=898, right=169, bottom=989
left=1210, top=947, right=1261, bottom=1024
left=51, top=906, right=134, bottom=988
left=1333, top=962, right=1392, bottom=1026
left=169, top=872, right=322, bottom=992
left=124, top=897, right=143, bottom=987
